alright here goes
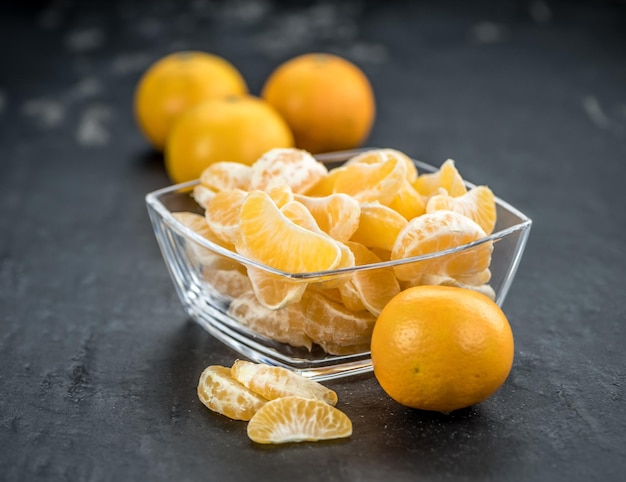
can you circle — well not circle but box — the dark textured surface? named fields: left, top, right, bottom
left=1, top=1, right=625, bottom=480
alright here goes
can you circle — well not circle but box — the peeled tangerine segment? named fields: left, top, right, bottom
left=238, top=190, right=342, bottom=273
left=204, top=188, right=247, bottom=244
left=227, top=291, right=312, bottom=350
left=391, top=210, right=493, bottom=282
left=231, top=360, right=338, bottom=406
left=426, top=185, right=497, bottom=235
left=293, top=192, right=361, bottom=242
left=332, top=154, right=407, bottom=206
left=345, top=148, right=418, bottom=183
left=413, top=158, right=467, bottom=198
left=199, top=161, right=252, bottom=192
left=247, top=396, right=352, bottom=444
left=339, top=241, right=401, bottom=317
left=350, top=202, right=408, bottom=252
left=301, top=291, right=377, bottom=353
left=250, top=148, right=328, bottom=194
left=197, top=365, right=267, bottom=421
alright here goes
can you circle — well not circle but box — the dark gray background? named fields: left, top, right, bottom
left=1, top=1, right=625, bottom=480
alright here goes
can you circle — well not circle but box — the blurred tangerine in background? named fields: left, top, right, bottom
left=165, top=96, right=294, bottom=184
left=134, top=51, right=248, bottom=151
left=262, top=53, right=376, bottom=154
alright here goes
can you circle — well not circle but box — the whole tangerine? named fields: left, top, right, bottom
left=371, top=285, right=514, bottom=413
left=165, top=96, right=294, bottom=184
left=261, top=53, right=376, bottom=154
left=134, top=51, right=248, bottom=151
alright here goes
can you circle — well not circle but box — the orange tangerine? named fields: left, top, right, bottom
left=197, top=365, right=267, bottom=421
left=134, top=51, right=248, bottom=151
left=250, top=148, right=328, bottom=194
left=227, top=292, right=312, bottom=350
left=231, top=360, right=338, bottom=405
left=350, top=202, right=408, bottom=251
left=293, top=193, right=361, bottom=242
left=418, top=274, right=496, bottom=300
left=413, top=159, right=467, bottom=198
left=371, top=285, right=514, bottom=412
left=166, top=96, right=294, bottom=184
left=238, top=190, right=342, bottom=273
left=391, top=210, right=492, bottom=282
left=199, top=161, right=252, bottom=192
left=247, top=396, right=352, bottom=444
left=204, top=188, right=246, bottom=244
left=261, top=53, right=375, bottom=154
left=426, top=185, right=497, bottom=234
left=332, top=155, right=406, bottom=205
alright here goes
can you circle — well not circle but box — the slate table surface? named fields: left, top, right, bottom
left=1, top=1, right=625, bottom=481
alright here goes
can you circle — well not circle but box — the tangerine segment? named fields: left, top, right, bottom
left=203, top=265, right=251, bottom=299
left=204, top=188, right=247, bottom=244
left=197, top=365, right=267, bottom=421
left=246, top=266, right=307, bottom=310
left=293, top=193, right=361, bottom=242
left=238, top=190, right=342, bottom=273
left=388, top=180, right=426, bottom=220
left=391, top=210, right=492, bottom=282
left=332, top=155, right=406, bottom=205
left=250, top=148, right=328, bottom=194
left=231, top=360, right=338, bottom=406
left=346, top=148, right=418, bottom=183
left=305, top=168, right=342, bottom=197
left=192, top=184, right=216, bottom=209
left=172, top=212, right=235, bottom=268
left=301, top=291, right=376, bottom=349
left=227, top=291, right=313, bottom=350
left=350, top=202, right=408, bottom=252
left=413, top=159, right=467, bottom=198
left=199, top=161, right=252, bottom=192
left=341, top=241, right=401, bottom=316
left=247, top=396, right=352, bottom=444
left=426, top=185, right=497, bottom=235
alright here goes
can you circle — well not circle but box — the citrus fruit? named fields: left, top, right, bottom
left=249, top=148, right=328, bottom=194
left=261, top=53, right=375, bottom=153
left=247, top=396, right=352, bottom=444
left=227, top=291, right=312, bottom=349
left=371, top=285, right=514, bottom=413
left=237, top=190, right=342, bottom=273
left=204, top=188, right=247, bottom=244
left=413, top=159, right=467, bottom=198
left=350, top=202, right=408, bottom=251
left=165, top=96, right=294, bottom=184
left=426, top=185, right=497, bottom=234
left=301, top=290, right=377, bottom=353
left=332, top=154, right=406, bottom=205
left=197, top=365, right=267, bottom=421
left=293, top=192, right=361, bottom=242
left=231, top=360, right=338, bottom=405
left=134, top=51, right=247, bottom=151
left=391, top=210, right=492, bottom=282
left=199, top=161, right=252, bottom=192
left=338, top=241, right=401, bottom=316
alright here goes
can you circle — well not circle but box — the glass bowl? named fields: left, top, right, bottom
left=145, top=149, right=532, bottom=381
